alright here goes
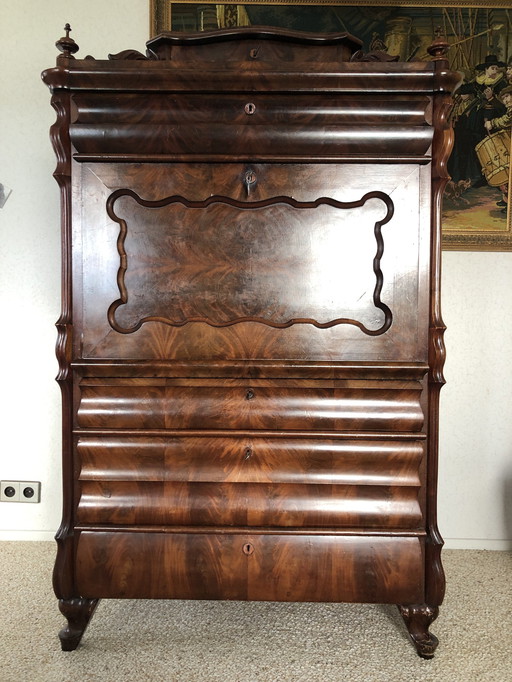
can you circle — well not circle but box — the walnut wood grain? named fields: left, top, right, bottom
left=106, top=189, right=393, bottom=334
left=77, top=434, right=424, bottom=486
left=75, top=162, right=429, bottom=364
left=145, top=27, right=362, bottom=63
left=75, top=531, right=424, bottom=604
left=76, top=380, right=425, bottom=432
left=77, top=481, right=422, bottom=528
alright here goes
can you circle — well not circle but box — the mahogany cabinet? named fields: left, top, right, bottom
left=42, top=25, right=460, bottom=657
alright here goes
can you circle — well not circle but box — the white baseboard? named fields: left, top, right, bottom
left=444, top=538, right=512, bottom=551
left=0, top=530, right=56, bottom=542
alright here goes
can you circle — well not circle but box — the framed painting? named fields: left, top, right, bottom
left=150, top=1, right=512, bottom=250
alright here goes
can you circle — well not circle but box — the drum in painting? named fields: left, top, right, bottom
left=475, top=130, right=511, bottom=187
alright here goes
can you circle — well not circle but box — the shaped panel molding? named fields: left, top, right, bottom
left=107, top=189, right=394, bottom=335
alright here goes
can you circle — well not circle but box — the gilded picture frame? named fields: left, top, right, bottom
left=150, top=1, right=512, bottom=251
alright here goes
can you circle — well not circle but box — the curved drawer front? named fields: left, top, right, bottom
left=77, top=380, right=424, bottom=432
left=75, top=531, right=425, bottom=604
left=77, top=480, right=421, bottom=529
left=76, top=434, right=423, bottom=529
left=77, top=434, right=423, bottom=486
left=70, top=93, right=433, bottom=159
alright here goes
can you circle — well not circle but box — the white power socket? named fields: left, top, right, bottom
left=0, top=481, right=41, bottom=503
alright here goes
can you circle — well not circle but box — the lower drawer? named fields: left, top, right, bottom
left=77, top=480, right=421, bottom=528
left=76, top=435, right=423, bottom=529
left=75, top=530, right=425, bottom=603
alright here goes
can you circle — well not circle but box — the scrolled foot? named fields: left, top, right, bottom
left=58, top=598, right=99, bottom=651
left=398, top=604, right=439, bottom=659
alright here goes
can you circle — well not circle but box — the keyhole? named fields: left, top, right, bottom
left=249, top=48, right=259, bottom=60
left=245, top=388, right=255, bottom=400
left=244, top=447, right=252, bottom=460
left=244, top=102, right=256, bottom=115
left=243, top=170, right=257, bottom=198
left=243, top=543, right=254, bottom=555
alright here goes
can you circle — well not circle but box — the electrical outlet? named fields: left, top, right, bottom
left=1, top=481, right=41, bottom=503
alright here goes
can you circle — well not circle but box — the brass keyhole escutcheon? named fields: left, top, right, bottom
left=249, top=48, right=259, bottom=60
left=245, top=388, right=255, bottom=400
left=244, top=102, right=256, bottom=115
left=243, top=543, right=255, bottom=555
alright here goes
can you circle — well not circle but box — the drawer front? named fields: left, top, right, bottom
left=77, top=434, right=423, bottom=486
left=77, top=380, right=424, bottom=432
left=75, top=531, right=425, bottom=604
left=77, top=480, right=421, bottom=529
left=76, top=435, right=423, bottom=529
left=70, top=92, right=432, bottom=158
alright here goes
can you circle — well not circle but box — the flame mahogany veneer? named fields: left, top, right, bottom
left=42, top=26, right=460, bottom=657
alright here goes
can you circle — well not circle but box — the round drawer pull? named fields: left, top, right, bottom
left=243, top=543, right=255, bottom=555
left=245, top=388, right=255, bottom=400
left=244, top=102, right=256, bottom=115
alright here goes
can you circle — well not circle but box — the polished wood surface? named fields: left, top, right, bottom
left=42, top=26, right=460, bottom=657
left=76, top=379, right=425, bottom=431
left=77, top=434, right=424, bottom=485
left=75, top=532, right=424, bottom=603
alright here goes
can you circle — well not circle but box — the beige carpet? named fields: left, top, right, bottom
left=1, top=542, right=510, bottom=681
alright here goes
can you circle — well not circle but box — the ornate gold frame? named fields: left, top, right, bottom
left=150, top=1, right=512, bottom=251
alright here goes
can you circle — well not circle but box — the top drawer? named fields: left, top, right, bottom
left=76, top=378, right=424, bottom=433
left=69, top=92, right=433, bottom=160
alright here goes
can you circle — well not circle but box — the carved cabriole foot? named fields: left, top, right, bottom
left=58, top=598, right=99, bottom=651
left=398, top=604, right=439, bottom=659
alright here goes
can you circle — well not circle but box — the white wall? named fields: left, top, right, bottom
left=440, top=252, right=512, bottom=549
left=1, top=1, right=511, bottom=549
left=0, top=0, right=149, bottom=540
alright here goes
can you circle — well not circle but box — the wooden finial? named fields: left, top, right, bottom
left=56, top=23, right=79, bottom=59
left=427, top=28, right=449, bottom=61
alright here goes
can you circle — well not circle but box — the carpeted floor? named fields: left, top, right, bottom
left=1, top=542, right=510, bottom=681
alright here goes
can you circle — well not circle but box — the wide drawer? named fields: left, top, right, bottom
left=76, top=378, right=425, bottom=432
left=70, top=92, right=432, bottom=159
left=77, top=433, right=424, bottom=486
left=76, top=480, right=421, bottom=529
left=75, top=530, right=425, bottom=603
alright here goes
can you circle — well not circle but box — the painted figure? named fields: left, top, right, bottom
left=448, top=55, right=507, bottom=186
left=482, top=85, right=512, bottom=212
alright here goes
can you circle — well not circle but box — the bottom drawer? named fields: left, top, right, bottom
left=75, top=531, right=424, bottom=604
